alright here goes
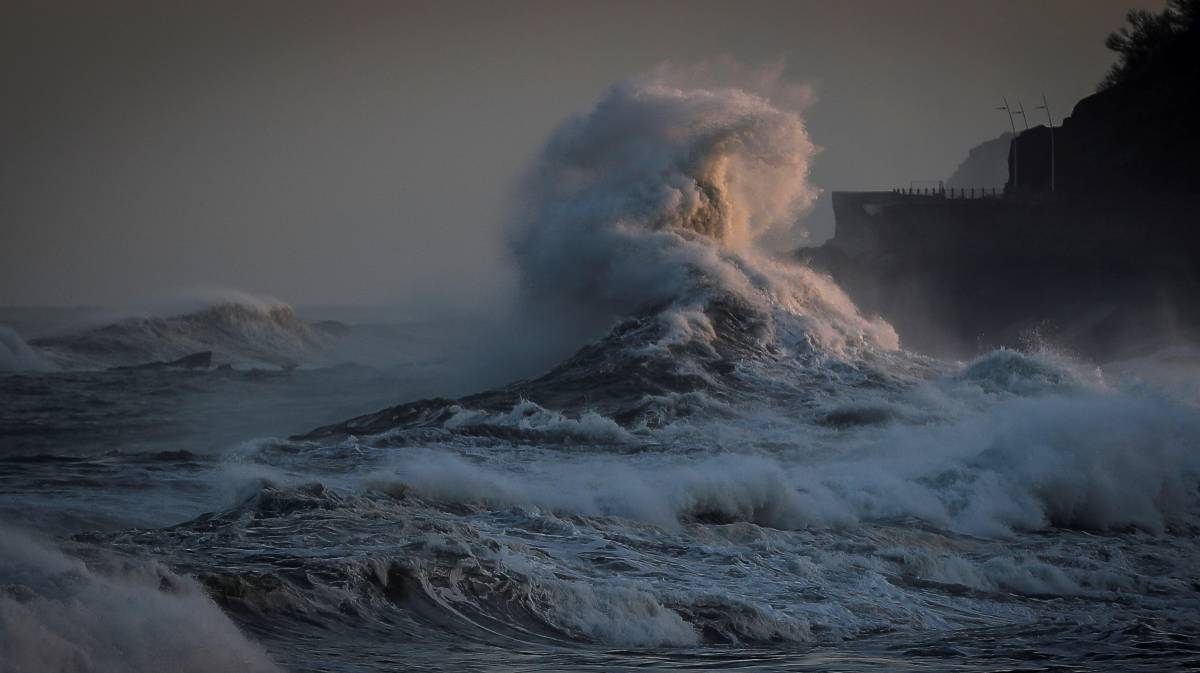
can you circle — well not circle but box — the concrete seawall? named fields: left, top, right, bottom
left=830, top=191, right=1198, bottom=262
left=800, top=191, right=1200, bottom=359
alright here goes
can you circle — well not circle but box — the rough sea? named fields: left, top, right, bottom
left=3, top=72, right=1199, bottom=672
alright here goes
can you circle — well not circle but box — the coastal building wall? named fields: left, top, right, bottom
left=829, top=191, right=1198, bottom=265
left=810, top=191, right=1200, bottom=359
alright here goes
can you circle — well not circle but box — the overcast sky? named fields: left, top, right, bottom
left=1, top=0, right=1163, bottom=308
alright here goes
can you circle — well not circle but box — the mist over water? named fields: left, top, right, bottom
left=2, top=66, right=1199, bottom=672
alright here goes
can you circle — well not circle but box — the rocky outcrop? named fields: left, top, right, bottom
left=1007, top=3, right=1199, bottom=195
left=1007, top=84, right=1199, bottom=195
left=946, top=132, right=1011, bottom=191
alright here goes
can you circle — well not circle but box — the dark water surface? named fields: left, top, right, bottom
left=2, top=351, right=1198, bottom=672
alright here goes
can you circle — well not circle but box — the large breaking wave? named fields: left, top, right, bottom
left=510, top=68, right=897, bottom=359
left=297, top=69, right=1200, bottom=540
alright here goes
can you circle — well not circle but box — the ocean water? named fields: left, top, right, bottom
left=3, top=71, right=1199, bottom=672
left=2, top=304, right=1199, bottom=672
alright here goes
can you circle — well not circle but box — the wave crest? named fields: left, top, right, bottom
left=510, top=66, right=895, bottom=359
left=30, top=301, right=343, bottom=370
left=0, top=527, right=280, bottom=673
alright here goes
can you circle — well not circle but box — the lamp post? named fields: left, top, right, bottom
left=997, top=98, right=1019, bottom=191
left=1036, top=94, right=1055, bottom=193
left=1015, top=100, right=1030, bottom=130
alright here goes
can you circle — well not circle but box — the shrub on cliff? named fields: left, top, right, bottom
left=1100, top=0, right=1199, bottom=90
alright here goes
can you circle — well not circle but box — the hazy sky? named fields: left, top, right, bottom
left=2, top=0, right=1163, bottom=308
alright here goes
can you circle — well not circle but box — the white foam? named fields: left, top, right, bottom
left=528, top=579, right=699, bottom=646
left=445, top=400, right=634, bottom=443
left=0, top=326, right=53, bottom=372
left=0, top=526, right=280, bottom=673
left=367, top=353, right=1200, bottom=538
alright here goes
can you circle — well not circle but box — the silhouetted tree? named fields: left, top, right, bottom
left=1100, top=0, right=1199, bottom=89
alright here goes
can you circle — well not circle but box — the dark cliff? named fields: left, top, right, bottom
left=1008, top=81, right=1200, bottom=194
left=946, top=133, right=1011, bottom=191
left=800, top=1, right=1200, bottom=362
left=1009, top=0, right=1199, bottom=194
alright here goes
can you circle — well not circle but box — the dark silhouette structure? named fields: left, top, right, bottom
left=1010, top=0, right=1200, bottom=194
left=802, top=2, right=1200, bottom=360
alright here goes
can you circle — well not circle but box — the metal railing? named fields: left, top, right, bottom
left=891, top=186, right=1002, bottom=199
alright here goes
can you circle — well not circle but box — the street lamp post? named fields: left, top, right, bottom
left=1036, top=94, right=1055, bottom=193
left=997, top=98, right=1019, bottom=191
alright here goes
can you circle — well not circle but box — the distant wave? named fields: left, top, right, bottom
left=0, top=326, right=54, bottom=372
left=30, top=301, right=346, bottom=370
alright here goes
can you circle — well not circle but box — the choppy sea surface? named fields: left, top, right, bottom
left=2, top=298, right=1199, bottom=673
left=3, top=74, right=1200, bottom=672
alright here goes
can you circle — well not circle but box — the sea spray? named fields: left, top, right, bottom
left=510, top=67, right=896, bottom=357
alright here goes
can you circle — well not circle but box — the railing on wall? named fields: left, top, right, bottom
left=891, top=186, right=1002, bottom=199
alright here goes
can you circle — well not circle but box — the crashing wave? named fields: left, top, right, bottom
left=0, top=526, right=280, bottom=673
left=308, top=73, right=913, bottom=437
left=88, top=464, right=1199, bottom=658
left=294, top=66, right=1200, bottom=546
left=510, top=68, right=897, bottom=361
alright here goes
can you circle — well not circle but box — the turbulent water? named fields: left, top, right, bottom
left=3, top=71, right=1199, bottom=672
